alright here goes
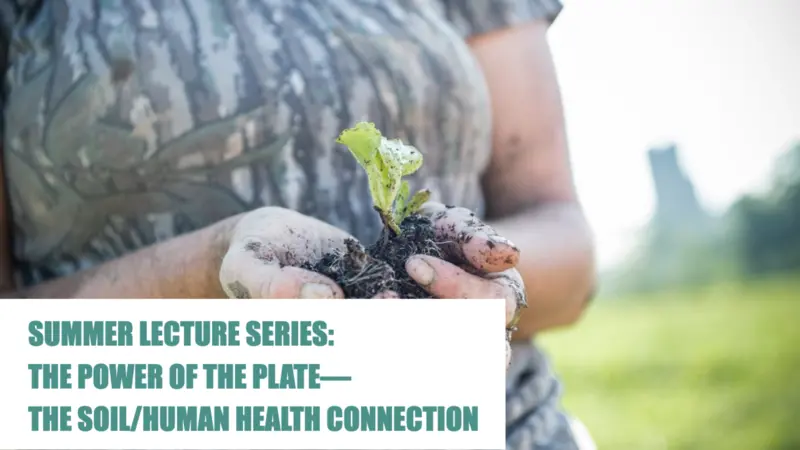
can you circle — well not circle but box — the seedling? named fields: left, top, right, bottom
left=336, top=122, right=431, bottom=235
left=304, top=121, right=442, bottom=299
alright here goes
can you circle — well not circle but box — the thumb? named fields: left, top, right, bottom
left=219, top=240, right=344, bottom=299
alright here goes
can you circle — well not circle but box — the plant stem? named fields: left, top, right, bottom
left=374, top=206, right=401, bottom=236
left=384, top=214, right=402, bottom=236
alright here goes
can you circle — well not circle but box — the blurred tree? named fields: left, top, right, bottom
left=730, top=142, right=800, bottom=276
left=604, top=141, right=800, bottom=297
left=605, top=144, right=727, bottom=296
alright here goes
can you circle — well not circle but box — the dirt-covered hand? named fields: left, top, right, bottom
left=219, top=207, right=391, bottom=299
left=405, top=202, right=526, bottom=369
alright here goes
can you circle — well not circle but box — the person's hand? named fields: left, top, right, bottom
left=404, top=202, right=527, bottom=368
left=219, top=207, right=394, bottom=299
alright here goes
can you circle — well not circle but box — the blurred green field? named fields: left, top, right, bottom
left=538, top=275, right=800, bottom=450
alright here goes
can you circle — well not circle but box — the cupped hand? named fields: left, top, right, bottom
left=219, top=207, right=394, bottom=299
left=404, top=202, right=527, bottom=367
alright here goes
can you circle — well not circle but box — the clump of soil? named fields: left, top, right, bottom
left=303, top=214, right=442, bottom=298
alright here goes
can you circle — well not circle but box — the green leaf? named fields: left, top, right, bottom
left=381, top=138, right=423, bottom=176
left=336, top=121, right=426, bottom=235
left=375, top=138, right=422, bottom=213
left=336, top=122, right=381, bottom=170
left=368, top=160, right=391, bottom=212
left=336, top=122, right=392, bottom=211
left=374, top=141, right=400, bottom=210
left=405, top=189, right=431, bottom=216
left=393, top=180, right=410, bottom=225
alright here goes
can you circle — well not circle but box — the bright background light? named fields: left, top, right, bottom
left=548, top=0, right=800, bottom=268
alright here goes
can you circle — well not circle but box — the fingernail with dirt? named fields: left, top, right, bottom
left=406, top=257, right=435, bottom=286
left=300, top=283, right=335, bottom=299
left=489, top=234, right=517, bottom=250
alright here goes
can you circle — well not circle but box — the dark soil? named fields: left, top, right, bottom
left=303, top=214, right=442, bottom=298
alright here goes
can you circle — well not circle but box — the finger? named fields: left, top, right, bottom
left=220, top=242, right=344, bottom=299
left=372, top=290, right=400, bottom=299
left=405, top=255, right=524, bottom=327
left=419, top=202, right=520, bottom=272
left=230, top=207, right=353, bottom=264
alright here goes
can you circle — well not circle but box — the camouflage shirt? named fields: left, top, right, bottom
left=1, top=0, right=590, bottom=448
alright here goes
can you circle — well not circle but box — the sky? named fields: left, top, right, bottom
left=547, top=0, right=800, bottom=268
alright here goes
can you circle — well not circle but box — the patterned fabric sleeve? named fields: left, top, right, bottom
left=435, top=0, right=563, bottom=39
left=0, top=0, right=28, bottom=130
left=0, top=1, right=17, bottom=43
left=0, top=1, right=14, bottom=138
left=0, top=1, right=17, bottom=80
left=506, top=342, right=587, bottom=450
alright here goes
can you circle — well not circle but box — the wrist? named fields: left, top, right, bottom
left=203, top=213, right=247, bottom=297
left=210, top=213, right=245, bottom=260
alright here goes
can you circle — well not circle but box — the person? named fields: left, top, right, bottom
left=0, top=0, right=596, bottom=448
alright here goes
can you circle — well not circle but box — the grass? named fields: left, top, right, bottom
left=537, top=274, right=800, bottom=450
